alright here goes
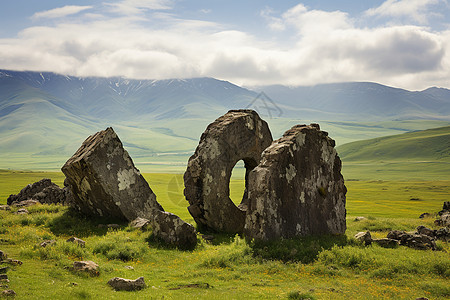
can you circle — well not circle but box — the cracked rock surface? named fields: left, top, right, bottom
left=184, top=110, right=272, bottom=233
left=244, top=124, right=347, bottom=242
left=62, top=127, right=163, bottom=221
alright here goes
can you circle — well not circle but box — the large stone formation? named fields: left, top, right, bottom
left=184, top=109, right=273, bottom=233
left=7, top=178, right=71, bottom=206
left=61, top=127, right=163, bottom=221
left=244, top=124, right=347, bottom=242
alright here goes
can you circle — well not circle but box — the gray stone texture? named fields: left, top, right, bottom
left=184, top=110, right=272, bottom=233
left=244, top=124, right=347, bottom=242
left=150, top=211, right=197, bottom=250
left=61, top=127, right=163, bottom=221
left=7, top=178, right=70, bottom=206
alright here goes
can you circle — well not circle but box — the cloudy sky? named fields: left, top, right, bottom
left=1, top=0, right=449, bottom=90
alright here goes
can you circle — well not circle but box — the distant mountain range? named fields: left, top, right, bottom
left=1, top=69, right=449, bottom=171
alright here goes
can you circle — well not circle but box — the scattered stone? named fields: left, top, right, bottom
left=372, top=238, right=399, bottom=248
left=0, top=206, right=10, bottom=211
left=73, top=261, right=99, bottom=276
left=244, top=124, right=346, bottom=241
left=129, top=217, right=151, bottom=230
left=387, top=230, right=436, bottom=250
left=4, top=259, right=22, bottom=266
left=61, top=127, right=163, bottom=221
left=39, top=240, right=56, bottom=248
left=124, top=266, right=134, bottom=270
left=435, top=212, right=450, bottom=227
left=66, top=237, right=86, bottom=247
left=354, top=231, right=372, bottom=245
left=435, top=227, right=450, bottom=242
left=419, top=213, right=431, bottom=219
left=354, top=216, right=367, bottom=222
left=415, top=297, right=428, bottom=300
left=15, top=208, right=28, bottom=215
left=12, top=199, right=39, bottom=207
left=0, top=251, right=6, bottom=260
left=416, top=226, right=435, bottom=238
left=150, top=210, right=197, bottom=250
left=184, top=109, right=273, bottom=233
left=107, top=276, right=146, bottom=291
left=7, top=178, right=70, bottom=206
left=1, top=289, right=15, bottom=296
left=107, top=224, right=121, bottom=230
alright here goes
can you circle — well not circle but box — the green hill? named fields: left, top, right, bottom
left=337, top=126, right=450, bottom=180
left=338, top=126, right=450, bottom=162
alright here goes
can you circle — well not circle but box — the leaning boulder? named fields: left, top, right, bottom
left=107, top=276, right=146, bottom=291
left=184, top=110, right=272, bottom=233
left=150, top=211, right=197, bottom=250
left=244, top=124, right=347, bottom=242
left=62, top=127, right=163, bottom=221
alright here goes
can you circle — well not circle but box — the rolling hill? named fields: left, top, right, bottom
left=1, top=69, right=449, bottom=171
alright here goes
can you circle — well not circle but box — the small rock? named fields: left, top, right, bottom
left=5, top=259, right=22, bottom=266
left=73, top=261, right=99, bottom=276
left=124, top=266, right=134, bottom=270
left=13, top=199, right=40, bottom=207
left=1, top=289, right=15, bottom=296
left=15, top=208, right=29, bottom=215
left=0, top=206, right=10, bottom=211
left=0, top=250, right=7, bottom=260
left=354, top=216, right=367, bottom=222
left=415, top=297, right=429, bottom=300
left=39, top=240, right=56, bottom=248
left=418, top=213, right=431, bottom=219
left=107, top=276, right=146, bottom=291
left=66, top=237, right=86, bottom=247
left=373, top=238, right=399, bottom=248
left=416, top=226, right=435, bottom=238
left=437, top=212, right=450, bottom=226
left=354, top=231, right=372, bottom=245
left=129, top=217, right=151, bottom=230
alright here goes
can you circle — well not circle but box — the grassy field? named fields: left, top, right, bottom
left=0, top=171, right=449, bottom=299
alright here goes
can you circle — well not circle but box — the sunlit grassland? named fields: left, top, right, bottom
left=0, top=170, right=449, bottom=299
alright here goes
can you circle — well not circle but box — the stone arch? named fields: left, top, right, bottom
left=183, top=109, right=273, bottom=233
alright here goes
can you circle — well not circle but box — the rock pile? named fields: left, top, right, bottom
left=244, top=124, right=347, bottom=241
left=7, top=178, right=71, bottom=206
left=184, top=109, right=273, bottom=233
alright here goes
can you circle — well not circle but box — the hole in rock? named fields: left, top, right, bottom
left=229, top=160, right=246, bottom=206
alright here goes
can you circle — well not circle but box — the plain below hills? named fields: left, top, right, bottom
left=1, top=69, right=449, bottom=172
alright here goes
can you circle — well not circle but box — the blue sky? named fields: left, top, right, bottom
left=1, top=0, right=449, bottom=90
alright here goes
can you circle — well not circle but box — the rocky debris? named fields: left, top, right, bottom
left=0, top=267, right=7, bottom=274
left=416, top=226, right=435, bottom=238
left=415, top=297, right=429, bottom=300
left=354, top=231, right=372, bottom=245
left=3, top=260, right=22, bottom=266
left=62, top=127, right=163, bottom=221
left=372, top=238, right=399, bottom=248
left=387, top=230, right=436, bottom=250
left=419, top=213, right=431, bottom=219
left=15, top=208, right=28, bottom=215
left=0, top=206, right=10, bottom=211
left=150, top=210, right=197, bottom=250
left=244, top=124, right=346, bottom=242
left=354, top=216, right=367, bottom=222
left=39, top=240, right=56, bottom=248
left=12, top=200, right=39, bottom=207
left=66, top=237, right=86, bottom=247
left=130, top=217, right=151, bottom=230
left=0, top=251, right=6, bottom=260
left=73, top=261, right=99, bottom=276
left=436, top=227, right=450, bottom=242
left=184, top=109, right=273, bottom=233
left=1, top=289, right=15, bottom=296
left=435, top=212, right=450, bottom=227
left=107, top=276, right=146, bottom=291
left=0, top=275, right=7, bottom=280
left=7, top=178, right=70, bottom=206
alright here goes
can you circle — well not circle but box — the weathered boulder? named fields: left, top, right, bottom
left=61, top=127, right=163, bottom=221
left=66, top=237, right=86, bottom=247
left=244, top=124, right=346, bottom=242
left=184, top=110, right=273, bottom=233
left=107, top=276, right=146, bottom=291
left=7, top=178, right=69, bottom=206
left=416, top=226, right=435, bottom=238
left=355, top=231, right=372, bottom=245
left=150, top=211, right=197, bottom=250
left=73, top=261, right=99, bottom=276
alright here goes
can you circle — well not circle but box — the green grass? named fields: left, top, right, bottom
left=0, top=171, right=449, bottom=299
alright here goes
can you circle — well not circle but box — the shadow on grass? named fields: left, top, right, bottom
left=47, top=208, right=127, bottom=238
left=250, top=234, right=352, bottom=264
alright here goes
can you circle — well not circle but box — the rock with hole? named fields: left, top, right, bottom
left=62, top=127, right=163, bottom=221
left=244, top=124, right=347, bottom=242
left=184, top=110, right=272, bottom=233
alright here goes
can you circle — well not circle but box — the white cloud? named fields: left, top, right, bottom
left=32, top=5, right=93, bottom=19
left=365, top=0, right=442, bottom=24
left=104, top=0, right=173, bottom=15
left=1, top=2, right=450, bottom=90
